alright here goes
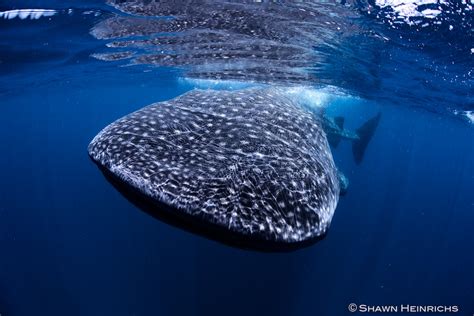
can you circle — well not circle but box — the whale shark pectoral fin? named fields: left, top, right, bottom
left=352, top=112, right=381, bottom=164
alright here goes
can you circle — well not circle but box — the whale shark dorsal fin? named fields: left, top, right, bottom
left=334, top=116, right=344, bottom=130
left=352, top=112, right=381, bottom=164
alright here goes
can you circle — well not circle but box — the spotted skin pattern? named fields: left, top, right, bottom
left=89, top=88, right=340, bottom=243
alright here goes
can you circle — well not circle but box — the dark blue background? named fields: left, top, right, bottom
left=0, top=2, right=473, bottom=316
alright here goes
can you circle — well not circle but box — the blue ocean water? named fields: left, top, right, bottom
left=0, top=1, right=473, bottom=316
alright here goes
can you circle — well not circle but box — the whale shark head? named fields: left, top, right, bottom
left=89, top=87, right=340, bottom=244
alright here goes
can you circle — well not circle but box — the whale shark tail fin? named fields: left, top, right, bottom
left=327, top=116, right=345, bottom=148
left=352, top=112, right=381, bottom=164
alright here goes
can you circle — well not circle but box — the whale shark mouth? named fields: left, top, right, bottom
left=88, top=87, right=340, bottom=244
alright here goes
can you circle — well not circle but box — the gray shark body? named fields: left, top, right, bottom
left=89, top=88, right=340, bottom=243
left=322, top=115, right=358, bottom=142
left=322, top=113, right=382, bottom=165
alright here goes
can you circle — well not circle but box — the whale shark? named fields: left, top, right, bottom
left=88, top=0, right=382, bottom=247
left=89, top=88, right=340, bottom=244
